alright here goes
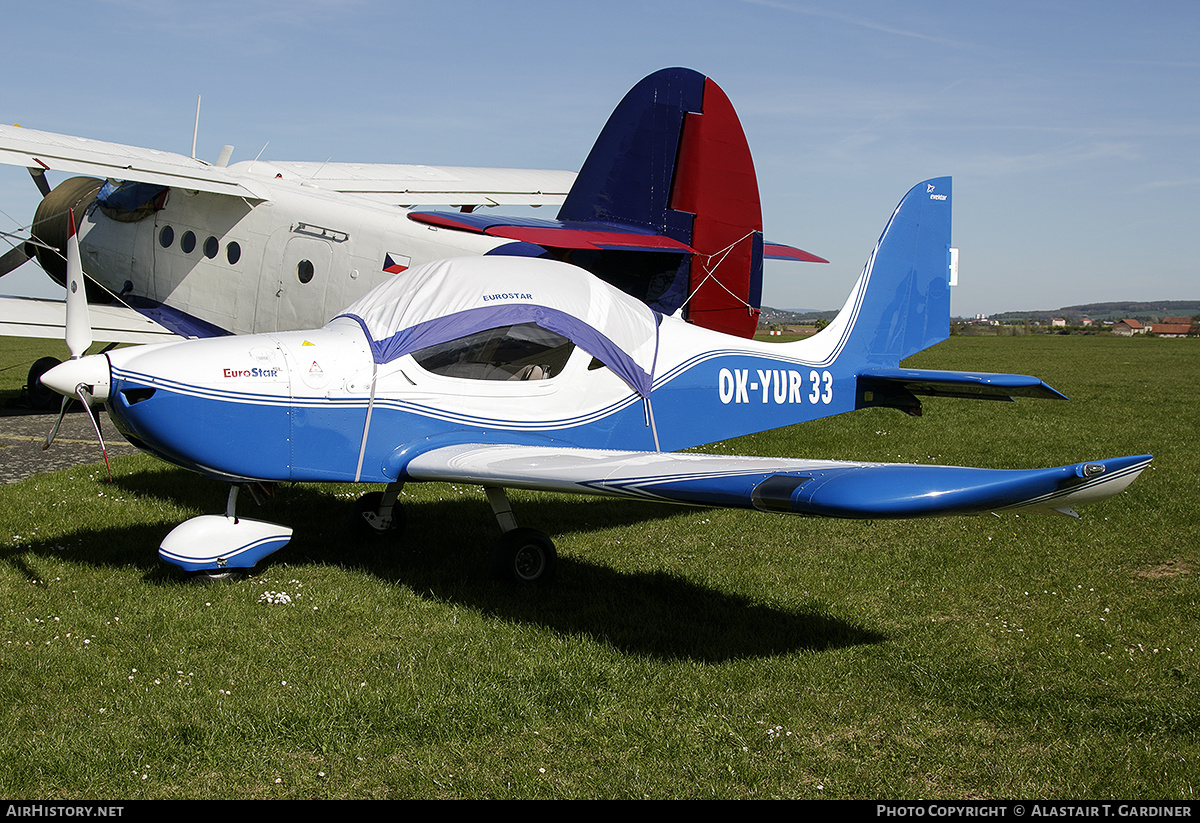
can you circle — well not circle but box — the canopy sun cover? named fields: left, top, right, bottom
left=336, top=256, right=661, bottom=398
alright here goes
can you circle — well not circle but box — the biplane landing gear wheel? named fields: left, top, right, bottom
left=353, top=490, right=405, bottom=537
left=490, top=528, right=557, bottom=584
left=27, top=356, right=62, bottom=410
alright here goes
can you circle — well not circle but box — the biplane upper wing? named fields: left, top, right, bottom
left=260, top=162, right=576, bottom=207
left=0, top=124, right=271, bottom=200
left=0, top=125, right=576, bottom=207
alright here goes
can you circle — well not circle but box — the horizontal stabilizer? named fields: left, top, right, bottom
left=407, top=211, right=695, bottom=252
left=410, top=212, right=827, bottom=263
left=400, top=443, right=1150, bottom=519
left=859, top=367, right=1068, bottom=402
left=764, top=242, right=829, bottom=264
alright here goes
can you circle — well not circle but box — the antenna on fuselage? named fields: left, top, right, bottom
left=191, top=94, right=201, bottom=160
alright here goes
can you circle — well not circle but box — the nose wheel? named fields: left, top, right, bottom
left=353, top=483, right=406, bottom=537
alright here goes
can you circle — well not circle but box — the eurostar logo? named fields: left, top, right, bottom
left=222, top=367, right=280, bottom=378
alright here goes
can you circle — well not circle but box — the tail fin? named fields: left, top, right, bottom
left=806, top=178, right=1067, bottom=411
left=410, top=68, right=825, bottom=338
left=811, top=177, right=953, bottom=368
left=560, top=68, right=767, bottom=338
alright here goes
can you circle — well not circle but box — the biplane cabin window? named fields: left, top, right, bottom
left=412, top=322, right=575, bottom=381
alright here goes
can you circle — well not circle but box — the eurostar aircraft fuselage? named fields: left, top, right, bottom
left=37, top=177, right=1152, bottom=582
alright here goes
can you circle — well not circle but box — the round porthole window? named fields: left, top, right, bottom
left=158, top=225, right=174, bottom=248
left=181, top=231, right=196, bottom=253
left=204, top=236, right=219, bottom=259
left=226, top=241, right=241, bottom=265
left=297, top=259, right=314, bottom=284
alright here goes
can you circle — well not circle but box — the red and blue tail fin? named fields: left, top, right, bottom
left=409, top=68, right=825, bottom=338
left=559, top=68, right=771, bottom=337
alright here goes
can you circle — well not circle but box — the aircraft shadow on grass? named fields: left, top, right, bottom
left=3, top=464, right=885, bottom=662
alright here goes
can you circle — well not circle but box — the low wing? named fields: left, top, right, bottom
left=402, top=443, right=1151, bottom=519
left=0, top=125, right=576, bottom=208
left=0, top=296, right=179, bottom=344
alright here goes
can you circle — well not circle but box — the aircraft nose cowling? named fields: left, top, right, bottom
left=40, top=354, right=111, bottom=401
left=105, top=336, right=296, bottom=482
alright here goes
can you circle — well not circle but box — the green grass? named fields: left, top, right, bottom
left=0, top=335, right=1196, bottom=798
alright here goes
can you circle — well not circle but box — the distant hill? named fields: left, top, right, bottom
left=758, top=301, right=1200, bottom=329
left=759, top=306, right=838, bottom=326
left=987, top=301, right=1200, bottom=324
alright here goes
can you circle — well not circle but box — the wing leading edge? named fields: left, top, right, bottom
left=0, top=125, right=577, bottom=208
left=399, top=444, right=1151, bottom=519
left=0, top=124, right=271, bottom=201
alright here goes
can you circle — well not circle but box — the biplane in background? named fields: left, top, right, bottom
left=1, top=68, right=824, bottom=406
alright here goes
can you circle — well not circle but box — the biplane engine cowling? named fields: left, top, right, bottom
left=29, top=177, right=103, bottom=285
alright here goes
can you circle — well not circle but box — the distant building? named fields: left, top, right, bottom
left=1080, top=317, right=1093, bottom=326
left=1051, top=317, right=1067, bottom=327
left=1150, top=323, right=1193, bottom=338
left=1113, top=319, right=1147, bottom=337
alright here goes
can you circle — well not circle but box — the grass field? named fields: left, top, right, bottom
left=0, top=334, right=1196, bottom=799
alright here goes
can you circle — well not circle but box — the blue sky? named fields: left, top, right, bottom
left=0, top=0, right=1196, bottom=316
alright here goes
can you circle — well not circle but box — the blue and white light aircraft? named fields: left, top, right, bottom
left=40, top=176, right=1151, bottom=583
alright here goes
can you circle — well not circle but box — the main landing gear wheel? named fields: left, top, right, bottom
left=490, top=528, right=557, bottom=584
left=27, top=356, right=62, bottom=411
left=353, top=491, right=405, bottom=537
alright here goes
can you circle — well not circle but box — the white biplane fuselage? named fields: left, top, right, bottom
left=77, top=169, right=515, bottom=335
left=1, top=68, right=830, bottom=362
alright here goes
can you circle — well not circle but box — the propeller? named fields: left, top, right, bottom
left=0, top=242, right=32, bottom=277
left=39, top=209, right=112, bottom=480
left=0, top=166, right=55, bottom=278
